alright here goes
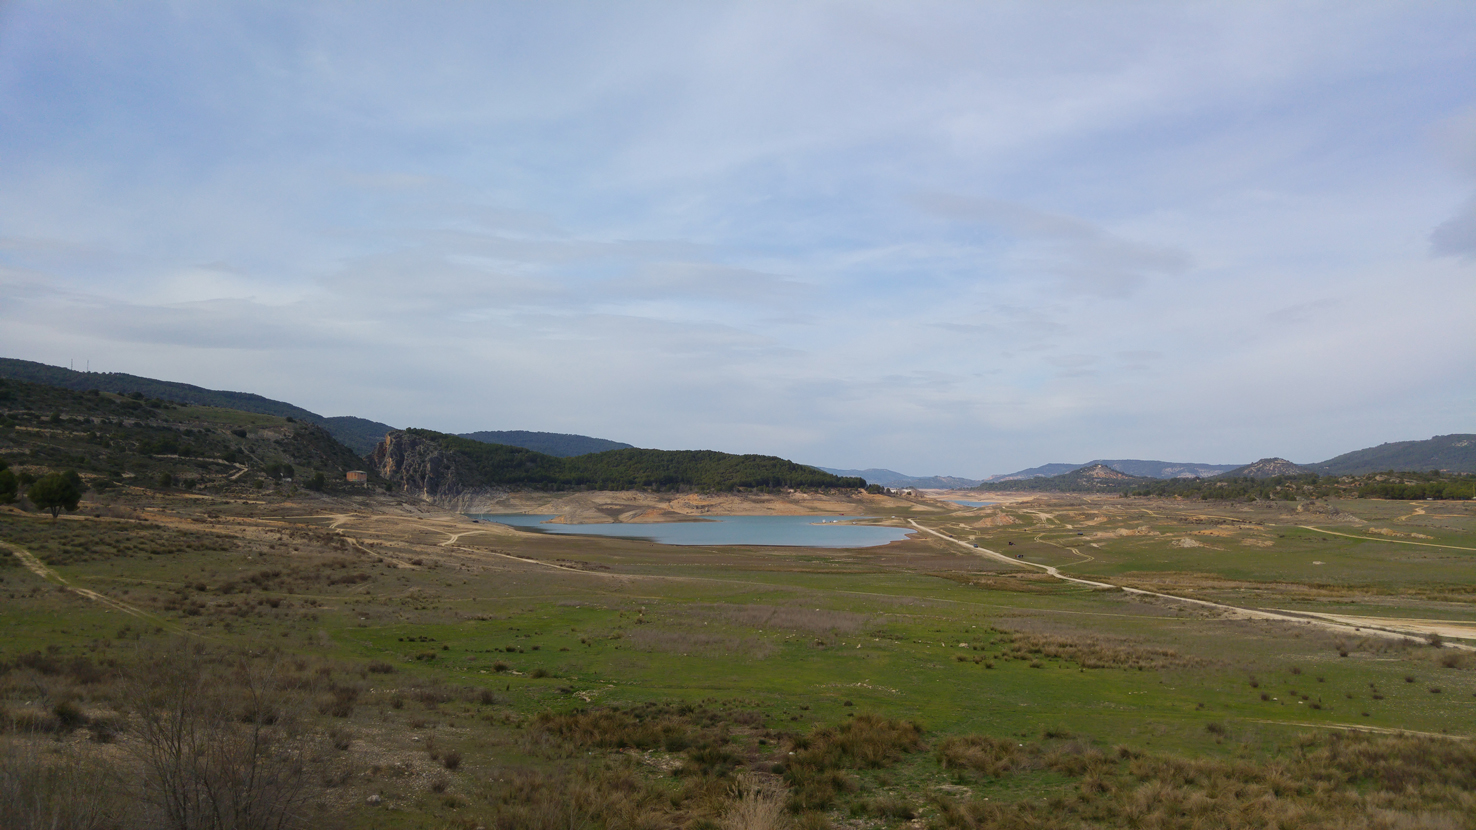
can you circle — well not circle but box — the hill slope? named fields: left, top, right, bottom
left=0, top=376, right=379, bottom=497
left=371, top=430, right=867, bottom=498
left=1312, top=434, right=1476, bottom=475
left=459, top=430, right=634, bottom=457
left=1219, top=458, right=1313, bottom=479
left=0, top=357, right=396, bottom=453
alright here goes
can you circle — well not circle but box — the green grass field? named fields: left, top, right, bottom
left=2, top=491, right=1474, bottom=829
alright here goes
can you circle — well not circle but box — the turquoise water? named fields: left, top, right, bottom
left=469, top=513, right=913, bottom=548
left=946, top=499, right=996, bottom=507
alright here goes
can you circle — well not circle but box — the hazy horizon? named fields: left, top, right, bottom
left=2, top=3, right=1473, bottom=479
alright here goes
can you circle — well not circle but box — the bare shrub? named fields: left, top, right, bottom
left=0, top=736, right=130, bottom=829
left=128, top=641, right=311, bottom=830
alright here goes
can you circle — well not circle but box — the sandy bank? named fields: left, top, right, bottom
left=460, top=489, right=919, bottom=524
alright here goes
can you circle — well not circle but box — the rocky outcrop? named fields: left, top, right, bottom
left=369, top=430, right=485, bottom=502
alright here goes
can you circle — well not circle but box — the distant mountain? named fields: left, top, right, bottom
left=1091, top=459, right=1243, bottom=479
left=816, top=467, right=982, bottom=490
left=986, top=462, right=1084, bottom=481
left=1218, top=458, right=1312, bottom=479
left=987, top=459, right=1241, bottom=481
left=459, top=430, right=634, bottom=458
left=1311, top=434, right=1476, bottom=475
left=0, top=357, right=393, bottom=453
left=976, top=463, right=1154, bottom=493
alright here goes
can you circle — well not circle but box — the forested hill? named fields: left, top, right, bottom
left=0, top=376, right=379, bottom=496
left=459, top=430, right=634, bottom=457
left=0, top=357, right=397, bottom=454
left=1311, top=434, right=1476, bottom=475
left=370, top=429, right=868, bottom=496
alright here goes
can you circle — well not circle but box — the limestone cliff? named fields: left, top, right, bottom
left=368, top=430, right=494, bottom=505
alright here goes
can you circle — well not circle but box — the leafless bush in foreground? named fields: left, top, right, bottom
left=128, top=641, right=311, bottom=830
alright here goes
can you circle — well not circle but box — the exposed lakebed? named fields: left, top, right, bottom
left=469, top=513, right=913, bottom=548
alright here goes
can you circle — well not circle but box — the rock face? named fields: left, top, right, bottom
left=369, top=430, right=479, bottom=501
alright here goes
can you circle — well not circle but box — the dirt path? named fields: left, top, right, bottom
left=1270, top=610, right=1476, bottom=642
left=908, top=521, right=1476, bottom=650
left=1298, top=525, right=1476, bottom=552
left=0, top=540, right=183, bottom=630
left=1246, top=719, right=1469, bottom=741
left=440, top=530, right=492, bottom=546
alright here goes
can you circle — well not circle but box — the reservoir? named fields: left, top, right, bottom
left=470, top=513, right=913, bottom=548
left=946, top=499, right=995, bottom=507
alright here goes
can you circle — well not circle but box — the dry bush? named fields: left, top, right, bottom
left=929, top=730, right=1476, bottom=830
left=533, top=702, right=732, bottom=753
left=937, top=735, right=1034, bottom=778
left=784, top=715, right=923, bottom=811
left=987, top=624, right=1200, bottom=670
left=723, top=776, right=789, bottom=830
left=127, top=641, right=314, bottom=830
left=483, top=759, right=723, bottom=830
left=0, top=735, right=131, bottom=829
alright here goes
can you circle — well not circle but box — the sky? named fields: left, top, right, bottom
left=1, top=2, right=1473, bottom=478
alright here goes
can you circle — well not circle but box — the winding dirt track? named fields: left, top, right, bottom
left=0, top=539, right=185, bottom=631
left=907, top=520, right=1476, bottom=651
left=1297, top=525, right=1476, bottom=552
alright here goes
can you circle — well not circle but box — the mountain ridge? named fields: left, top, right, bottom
left=987, top=459, right=1244, bottom=481
left=816, top=467, right=982, bottom=490
left=1310, top=434, right=1476, bottom=475
left=459, top=430, right=634, bottom=457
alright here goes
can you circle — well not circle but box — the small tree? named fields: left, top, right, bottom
left=27, top=471, right=83, bottom=519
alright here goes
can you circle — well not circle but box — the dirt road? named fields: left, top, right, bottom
left=0, top=539, right=183, bottom=630
left=908, top=521, right=1475, bottom=650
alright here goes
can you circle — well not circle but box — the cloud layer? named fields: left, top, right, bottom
left=2, top=2, right=1473, bottom=476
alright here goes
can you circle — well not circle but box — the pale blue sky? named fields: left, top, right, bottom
left=2, top=2, right=1473, bottom=477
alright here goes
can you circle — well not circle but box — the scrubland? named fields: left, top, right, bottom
left=2, top=487, right=1474, bottom=829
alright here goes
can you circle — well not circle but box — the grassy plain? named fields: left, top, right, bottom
left=2, top=487, right=1474, bottom=829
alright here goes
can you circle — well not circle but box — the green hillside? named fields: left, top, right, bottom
left=396, top=429, right=868, bottom=492
left=1312, top=434, right=1476, bottom=475
left=0, top=376, right=380, bottom=502
left=459, top=429, right=634, bottom=457
left=0, top=357, right=396, bottom=453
